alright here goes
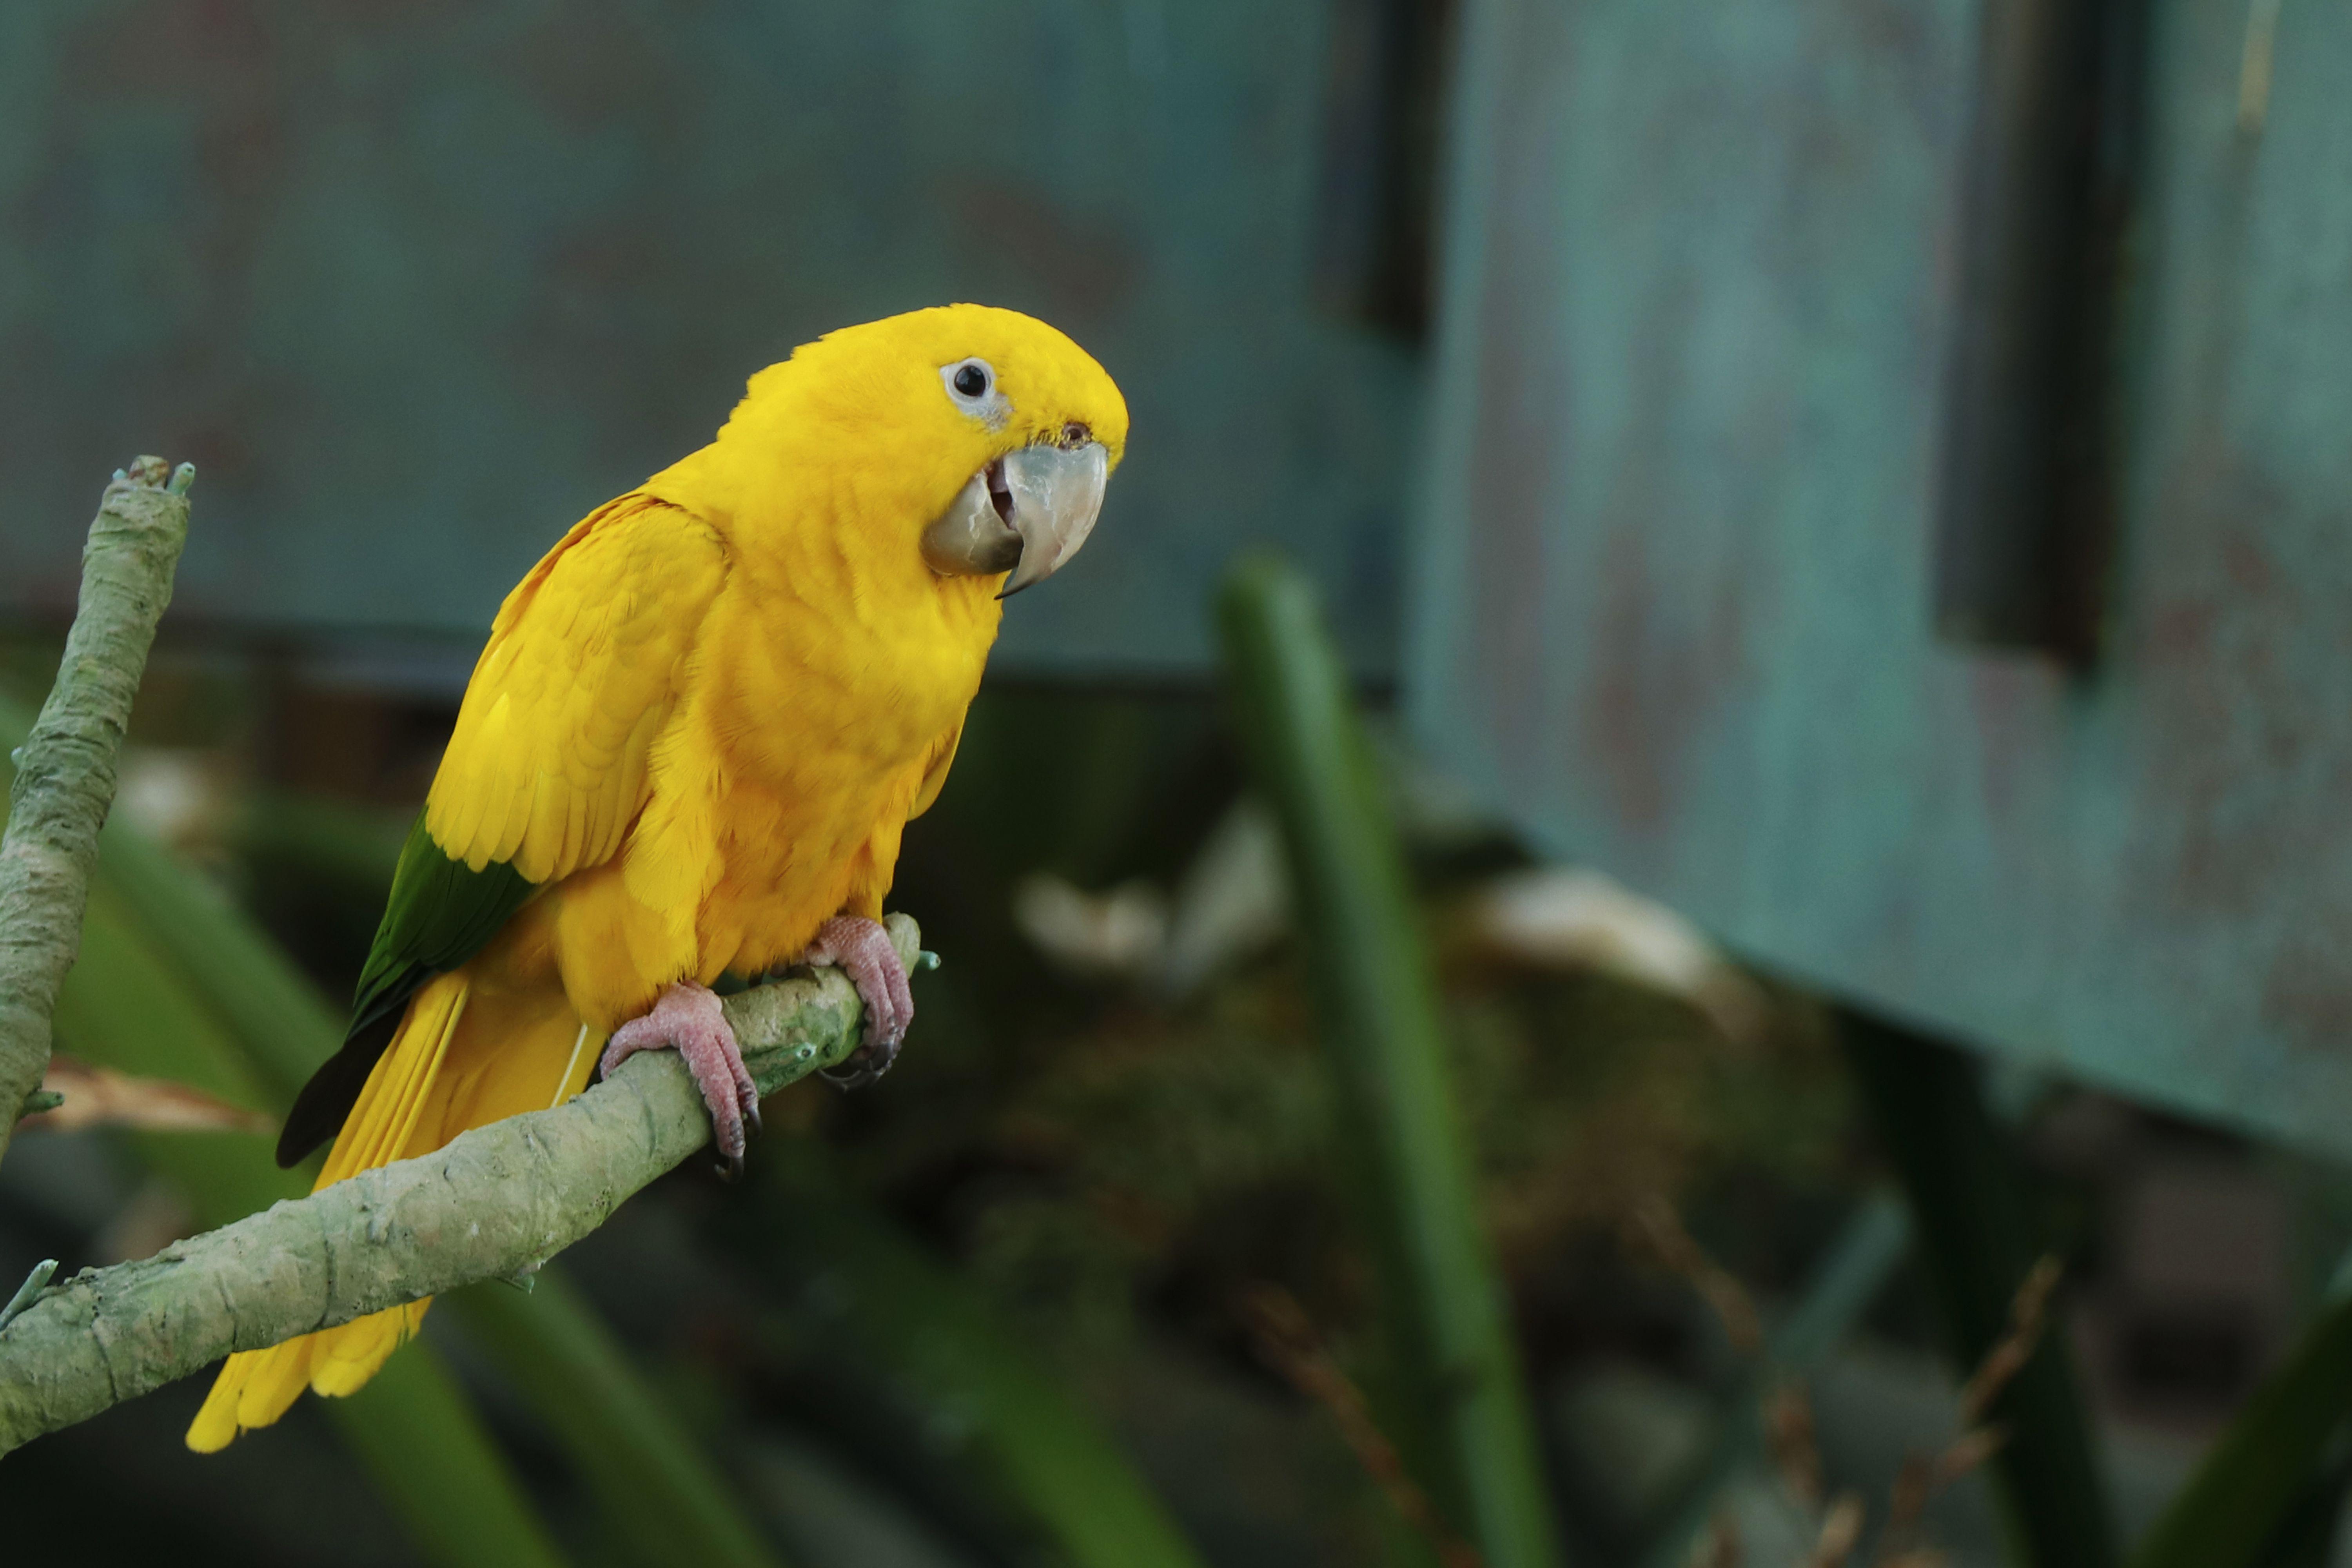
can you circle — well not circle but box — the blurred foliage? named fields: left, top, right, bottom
left=1842, top=1016, right=2118, bottom=1568
left=14, top=621, right=2350, bottom=1566
left=726, top=1143, right=1214, bottom=1568
left=2131, top=1289, right=2352, bottom=1568
left=1221, top=552, right=1563, bottom=1566
left=446, top=1270, right=784, bottom=1568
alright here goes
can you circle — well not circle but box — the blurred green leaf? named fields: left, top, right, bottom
left=231, top=788, right=411, bottom=905
left=1842, top=1012, right=2120, bottom=1568
left=2247, top=1448, right=2352, bottom=1568
left=450, top=1267, right=786, bottom=1568
left=743, top=1144, right=1213, bottom=1568
left=2132, top=1288, right=2352, bottom=1568
left=56, top=877, right=278, bottom=1111
left=1217, top=553, right=1569, bottom=1568
left=85, top=787, right=350, bottom=1106
left=328, top=1345, right=570, bottom=1568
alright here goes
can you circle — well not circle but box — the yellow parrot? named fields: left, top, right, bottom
left=187, top=304, right=1127, bottom=1451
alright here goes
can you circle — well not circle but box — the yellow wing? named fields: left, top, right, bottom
left=426, top=496, right=730, bottom=882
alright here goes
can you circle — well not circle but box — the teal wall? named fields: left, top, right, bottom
left=0, top=0, right=1417, bottom=679
left=1411, top=0, right=2352, bottom=1154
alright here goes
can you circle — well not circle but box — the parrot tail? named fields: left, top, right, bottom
left=186, top=969, right=597, bottom=1452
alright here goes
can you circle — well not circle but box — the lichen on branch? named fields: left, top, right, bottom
left=0, top=913, right=916, bottom=1457
left=0, top=457, right=192, bottom=1170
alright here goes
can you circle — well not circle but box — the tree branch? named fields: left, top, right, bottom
left=0, top=457, right=193, bottom=1167
left=0, top=914, right=918, bottom=1456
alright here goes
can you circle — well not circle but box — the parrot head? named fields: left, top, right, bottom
left=722, top=304, right=1128, bottom=599
left=899, top=305, right=1129, bottom=597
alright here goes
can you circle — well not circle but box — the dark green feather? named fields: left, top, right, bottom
left=350, top=812, right=539, bottom=1044
left=277, top=811, right=538, bottom=1166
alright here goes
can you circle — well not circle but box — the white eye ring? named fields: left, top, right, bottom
left=943, top=358, right=995, bottom=404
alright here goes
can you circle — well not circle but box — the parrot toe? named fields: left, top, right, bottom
left=599, top=982, right=759, bottom=1177
left=801, top=915, right=915, bottom=1089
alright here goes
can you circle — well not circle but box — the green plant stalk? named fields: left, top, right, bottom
left=743, top=1144, right=1212, bottom=1568
left=1217, top=552, right=1567, bottom=1568
left=1639, top=1189, right=1913, bottom=1568
left=1842, top=1011, right=2119, bottom=1568
left=449, top=1268, right=786, bottom=1568
left=2132, top=1285, right=2352, bottom=1568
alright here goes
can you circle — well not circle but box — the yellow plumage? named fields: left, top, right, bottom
left=189, top=305, right=1127, bottom=1450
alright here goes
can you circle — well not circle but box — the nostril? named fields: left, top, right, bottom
left=1060, top=422, right=1089, bottom=450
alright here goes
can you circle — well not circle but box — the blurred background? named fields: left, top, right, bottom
left=7, top=1, right=2352, bottom=1565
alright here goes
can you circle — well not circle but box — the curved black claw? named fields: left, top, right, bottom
left=822, top=1034, right=903, bottom=1091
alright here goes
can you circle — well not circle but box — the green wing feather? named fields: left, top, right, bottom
left=276, top=813, right=537, bottom=1166
left=348, top=812, right=538, bottom=1045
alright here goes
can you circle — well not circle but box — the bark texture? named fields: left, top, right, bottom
left=0, top=457, right=192, bottom=1169
left=0, top=914, right=915, bottom=1455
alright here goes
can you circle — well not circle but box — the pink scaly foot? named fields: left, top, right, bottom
left=599, top=982, right=761, bottom=1178
left=802, top=915, right=913, bottom=1089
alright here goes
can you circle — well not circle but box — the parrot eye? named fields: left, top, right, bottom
left=940, top=357, right=1009, bottom=429
left=943, top=358, right=995, bottom=405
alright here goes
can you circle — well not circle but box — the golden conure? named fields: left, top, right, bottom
left=188, top=304, right=1127, bottom=1451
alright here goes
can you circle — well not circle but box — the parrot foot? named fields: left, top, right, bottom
left=803, top=915, right=913, bottom=1089
left=600, top=982, right=760, bottom=1179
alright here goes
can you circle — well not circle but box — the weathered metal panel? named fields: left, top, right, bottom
left=0, top=0, right=1416, bottom=679
left=1411, top=0, right=2352, bottom=1153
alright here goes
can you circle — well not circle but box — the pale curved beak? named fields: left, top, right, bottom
left=920, top=440, right=1109, bottom=597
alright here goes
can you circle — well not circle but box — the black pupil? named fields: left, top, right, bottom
left=954, top=364, right=987, bottom=397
